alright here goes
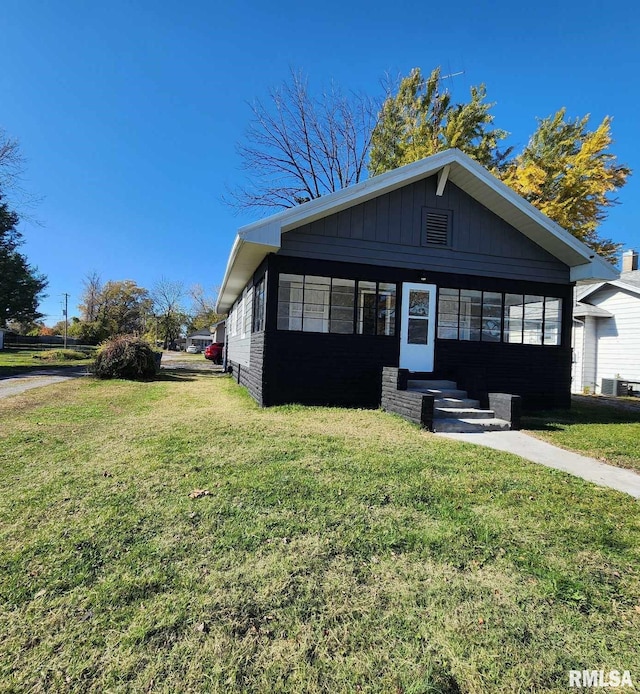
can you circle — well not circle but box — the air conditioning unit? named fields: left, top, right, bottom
left=601, top=378, right=634, bottom=396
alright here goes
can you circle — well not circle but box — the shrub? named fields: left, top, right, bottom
left=93, top=335, right=159, bottom=380
left=32, top=349, right=89, bottom=361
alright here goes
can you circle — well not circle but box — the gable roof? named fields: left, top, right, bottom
left=216, top=148, right=617, bottom=312
left=578, top=277, right=640, bottom=302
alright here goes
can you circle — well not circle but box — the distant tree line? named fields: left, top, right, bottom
left=22, top=275, right=223, bottom=347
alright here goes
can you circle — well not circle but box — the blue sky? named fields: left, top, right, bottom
left=2, top=0, right=639, bottom=324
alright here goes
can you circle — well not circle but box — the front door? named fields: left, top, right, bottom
left=400, top=283, right=437, bottom=372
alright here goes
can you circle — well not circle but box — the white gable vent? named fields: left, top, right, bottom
left=423, top=208, right=451, bottom=246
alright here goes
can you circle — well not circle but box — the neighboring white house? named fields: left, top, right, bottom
left=210, top=320, right=226, bottom=344
left=572, top=250, right=640, bottom=394
left=185, top=329, right=214, bottom=350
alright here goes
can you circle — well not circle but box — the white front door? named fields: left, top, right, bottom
left=400, top=283, right=437, bottom=372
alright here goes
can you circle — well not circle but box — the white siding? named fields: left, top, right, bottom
left=571, top=322, right=584, bottom=393
left=227, top=286, right=253, bottom=367
left=590, top=287, right=640, bottom=386
left=571, top=317, right=599, bottom=394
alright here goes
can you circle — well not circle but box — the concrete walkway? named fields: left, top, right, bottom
left=437, top=430, right=640, bottom=499
left=0, top=367, right=89, bottom=400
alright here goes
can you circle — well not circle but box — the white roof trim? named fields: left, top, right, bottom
left=216, top=149, right=617, bottom=312
left=578, top=279, right=640, bottom=302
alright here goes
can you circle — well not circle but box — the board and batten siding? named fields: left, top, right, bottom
left=279, top=176, right=570, bottom=284
left=591, top=287, right=640, bottom=384
left=226, top=286, right=254, bottom=368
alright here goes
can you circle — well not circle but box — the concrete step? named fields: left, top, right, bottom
left=408, top=387, right=468, bottom=399
left=408, top=379, right=457, bottom=390
left=435, top=397, right=481, bottom=408
left=434, top=407, right=496, bottom=420
left=433, top=417, right=511, bottom=433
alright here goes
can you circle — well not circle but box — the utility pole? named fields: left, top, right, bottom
left=63, top=293, right=69, bottom=348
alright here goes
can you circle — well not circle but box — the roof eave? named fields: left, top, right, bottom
left=216, top=235, right=280, bottom=313
left=218, top=149, right=618, bottom=307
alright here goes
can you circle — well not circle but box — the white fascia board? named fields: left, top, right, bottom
left=576, top=282, right=606, bottom=301
left=570, top=254, right=619, bottom=282
left=238, top=149, right=459, bottom=241
left=577, top=278, right=640, bottom=302
left=215, top=235, right=280, bottom=313
left=447, top=155, right=617, bottom=277
left=612, top=279, right=640, bottom=297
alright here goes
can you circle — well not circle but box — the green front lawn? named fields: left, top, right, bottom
left=1, top=374, right=639, bottom=692
left=0, top=347, right=94, bottom=374
left=523, top=398, right=640, bottom=474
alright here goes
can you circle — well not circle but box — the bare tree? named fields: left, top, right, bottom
left=151, top=278, right=186, bottom=349
left=226, top=70, right=382, bottom=212
left=188, top=284, right=223, bottom=332
left=0, top=129, right=25, bottom=196
left=79, top=271, right=103, bottom=322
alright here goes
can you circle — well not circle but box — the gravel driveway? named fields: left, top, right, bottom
left=0, top=367, right=90, bottom=400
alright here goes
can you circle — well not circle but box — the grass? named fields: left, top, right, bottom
left=0, top=347, right=95, bottom=374
left=523, top=398, right=640, bottom=473
left=1, top=373, right=639, bottom=693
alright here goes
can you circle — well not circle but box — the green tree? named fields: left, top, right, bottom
left=95, top=280, right=152, bottom=336
left=0, top=196, right=47, bottom=327
left=499, top=109, right=630, bottom=262
left=68, top=319, right=109, bottom=345
left=368, top=67, right=509, bottom=176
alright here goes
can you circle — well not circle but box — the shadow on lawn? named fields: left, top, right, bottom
left=157, top=367, right=226, bottom=381
left=0, top=364, right=91, bottom=379
left=523, top=400, right=640, bottom=431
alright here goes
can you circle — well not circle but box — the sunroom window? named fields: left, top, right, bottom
left=278, top=274, right=395, bottom=336
left=438, top=289, right=562, bottom=345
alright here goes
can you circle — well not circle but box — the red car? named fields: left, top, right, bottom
left=204, top=342, right=224, bottom=364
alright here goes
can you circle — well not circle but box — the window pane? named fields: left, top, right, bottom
left=545, top=297, right=562, bottom=323
left=438, top=288, right=459, bottom=339
left=253, top=279, right=265, bottom=332
left=504, top=294, right=524, bottom=343
left=459, top=289, right=481, bottom=341
left=277, top=274, right=304, bottom=331
left=357, top=281, right=377, bottom=335
left=279, top=274, right=304, bottom=302
left=377, top=282, right=396, bottom=336
left=330, top=278, right=355, bottom=333
left=523, top=295, right=544, bottom=345
left=303, top=276, right=330, bottom=333
left=544, top=321, right=561, bottom=346
left=409, top=290, right=430, bottom=317
left=408, top=318, right=429, bottom=344
left=481, top=291, right=502, bottom=342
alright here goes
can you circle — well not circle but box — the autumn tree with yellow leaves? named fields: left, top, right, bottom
left=500, top=109, right=630, bottom=262
left=368, top=67, right=510, bottom=176
left=369, top=70, right=630, bottom=262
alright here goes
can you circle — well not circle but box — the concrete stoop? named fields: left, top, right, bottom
left=407, top=379, right=511, bottom=433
